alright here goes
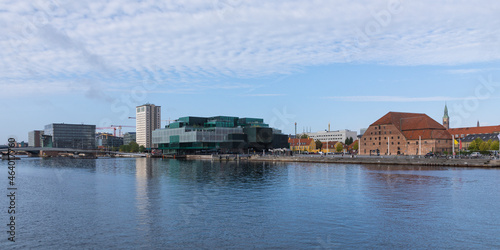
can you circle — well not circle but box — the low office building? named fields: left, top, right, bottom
left=305, top=129, right=357, bottom=143
left=43, top=123, right=96, bottom=149
left=360, top=112, right=452, bottom=155
left=152, top=116, right=289, bottom=154
left=96, top=133, right=124, bottom=149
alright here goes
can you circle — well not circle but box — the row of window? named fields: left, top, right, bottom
left=364, top=136, right=401, bottom=141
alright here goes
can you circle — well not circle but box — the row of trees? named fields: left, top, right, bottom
left=119, top=141, right=145, bottom=153
left=313, top=139, right=358, bottom=153
left=468, top=138, right=499, bottom=152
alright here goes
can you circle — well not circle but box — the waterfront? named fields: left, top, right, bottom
left=1, top=157, right=499, bottom=249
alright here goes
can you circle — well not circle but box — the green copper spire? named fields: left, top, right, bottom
left=443, top=103, right=449, bottom=119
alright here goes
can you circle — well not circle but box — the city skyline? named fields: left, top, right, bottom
left=2, top=1, right=500, bottom=142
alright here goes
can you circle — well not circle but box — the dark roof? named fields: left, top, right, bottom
left=462, top=133, right=500, bottom=142
left=371, top=112, right=451, bottom=140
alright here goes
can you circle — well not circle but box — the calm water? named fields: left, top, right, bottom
left=1, top=157, right=499, bottom=249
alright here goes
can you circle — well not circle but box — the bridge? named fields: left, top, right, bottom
left=1, top=147, right=146, bottom=157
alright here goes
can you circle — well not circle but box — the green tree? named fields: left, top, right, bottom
left=469, top=138, right=483, bottom=151
left=491, top=141, right=499, bottom=150
left=479, top=141, right=488, bottom=151
left=486, top=139, right=493, bottom=150
left=335, top=143, right=343, bottom=152
left=300, top=134, right=309, bottom=139
left=315, top=140, right=323, bottom=150
left=353, top=141, right=359, bottom=151
left=139, top=145, right=145, bottom=152
left=120, top=144, right=130, bottom=152
left=129, top=141, right=140, bottom=152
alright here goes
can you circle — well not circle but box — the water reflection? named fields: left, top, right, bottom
left=38, top=157, right=97, bottom=170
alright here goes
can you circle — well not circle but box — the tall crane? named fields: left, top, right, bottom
left=111, top=125, right=136, bottom=137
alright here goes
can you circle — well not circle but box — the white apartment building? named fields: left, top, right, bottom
left=136, top=104, right=161, bottom=148
left=305, top=129, right=358, bottom=143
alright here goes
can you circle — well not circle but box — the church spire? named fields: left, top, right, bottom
left=443, top=103, right=449, bottom=129
left=443, top=103, right=449, bottom=119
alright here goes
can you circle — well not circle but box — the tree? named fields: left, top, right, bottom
left=491, top=141, right=499, bottom=150
left=353, top=141, right=359, bottom=151
left=119, top=144, right=130, bottom=152
left=335, top=142, right=343, bottom=152
left=139, top=145, right=145, bottom=152
left=469, top=138, right=483, bottom=151
left=315, top=140, right=323, bottom=150
left=130, top=141, right=140, bottom=152
left=300, top=134, right=309, bottom=139
left=479, top=141, right=488, bottom=151
left=486, top=139, right=493, bottom=150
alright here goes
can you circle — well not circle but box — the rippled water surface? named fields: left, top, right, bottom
left=1, top=157, right=499, bottom=249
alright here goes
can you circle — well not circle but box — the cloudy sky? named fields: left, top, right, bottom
left=1, top=0, right=500, bottom=142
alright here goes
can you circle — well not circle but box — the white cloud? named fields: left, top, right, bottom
left=1, top=0, right=500, bottom=95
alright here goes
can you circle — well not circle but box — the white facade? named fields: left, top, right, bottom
left=306, top=129, right=357, bottom=143
left=136, top=104, right=161, bottom=148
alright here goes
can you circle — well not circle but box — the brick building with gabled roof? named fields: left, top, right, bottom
left=360, top=112, right=452, bottom=155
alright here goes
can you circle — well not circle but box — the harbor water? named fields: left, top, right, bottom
left=1, top=157, right=499, bottom=249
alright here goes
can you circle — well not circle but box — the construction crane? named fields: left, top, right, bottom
left=128, top=117, right=177, bottom=125
left=96, top=127, right=117, bottom=136
left=111, top=125, right=136, bottom=137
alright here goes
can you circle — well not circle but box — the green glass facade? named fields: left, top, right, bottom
left=152, top=116, right=287, bottom=154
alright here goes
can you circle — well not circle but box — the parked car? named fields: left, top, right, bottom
left=470, top=152, right=482, bottom=158
left=425, top=152, right=435, bottom=158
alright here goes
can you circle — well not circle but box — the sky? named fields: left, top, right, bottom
left=1, top=0, right=500, bottom=143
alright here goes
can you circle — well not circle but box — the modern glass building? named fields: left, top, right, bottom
left=123, top=132, right=137, bottom=145
left=43, top=123, right=96, bottom=149
left=152, top=116, right=289, bottom=154
left=96, top=133, right=124, bottom=149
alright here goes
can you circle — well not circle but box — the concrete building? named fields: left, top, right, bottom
left=43, top=123, right=96, bottom=149
left=360, top=112, right=452, bottom=155
left=28, top=130, right=44, bottom=147
left=305, top=129, right=357, bottom=143
left=123, top=132, right=136, bottom=145
left=136, top=104, right=161, bottom=149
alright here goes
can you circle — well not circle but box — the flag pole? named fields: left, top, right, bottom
left=452, top=134, right=455, bottom=159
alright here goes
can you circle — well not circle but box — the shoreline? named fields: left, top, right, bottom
left=243, top=155, right=500, bottom=168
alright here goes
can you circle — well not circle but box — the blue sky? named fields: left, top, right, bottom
left=1, top=0, right=500, bottom=142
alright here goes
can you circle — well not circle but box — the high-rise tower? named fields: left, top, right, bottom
left=136, top=103, right=161, bottom=148
left=443, top=103, right=449, bottom=129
